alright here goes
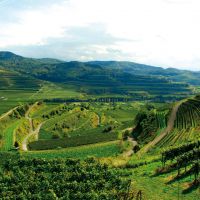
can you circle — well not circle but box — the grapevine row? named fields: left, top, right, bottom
left=175, top=99, right=200, bottom=129
left=162, top=140, right=200, bottom=165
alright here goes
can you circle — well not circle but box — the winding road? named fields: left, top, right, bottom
left=121, top=127, right=138, bottom=157
left=21, top=122, right=44, bottom=151
left=137, top=101, right=182, bottom=156
left=21, top=103, right=44, bottom=151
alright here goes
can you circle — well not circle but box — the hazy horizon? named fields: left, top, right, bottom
left=0, top=0, right=200, bottom=71
left=2, top=50, right=200, bottom=72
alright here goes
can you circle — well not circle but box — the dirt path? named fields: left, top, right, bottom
left=123, top=137, right=138, bottom=157
left=138, top=101, right=182, bottom=156
left=22, top=102, right=44, bottom=151
left=121, top=127, right=138, bottom=157
left=21, top=122, right=44, bottom=151
left=0, top=106, right=18, bottom=121
left=25, top=104, right=34, bottom=132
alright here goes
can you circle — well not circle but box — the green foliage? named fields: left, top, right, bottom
left=140, top=111, right=157, bottom=135
left=10, top=104, right=29, bottom=119
left=27, top=101, right=140, bottom=150
left=103, top=125, right=114, bottom=132
left=133, top=110, right=157, bottom=142
left=159, top=140, right=200, bottom=185
left=122, top=130, right=131, bottom=140
left=133, top=104, right=169, bottom=144
left=126, top=159, right=199, bottom=200
left=162, top=140, right=200, bottom=165
left=0, top=152, right=20, bottom=164
left=0, top=90, right=34, bottom=115
left=155, top=110, right=168, bottom=129
left=0, top=158, right=135, bottom=199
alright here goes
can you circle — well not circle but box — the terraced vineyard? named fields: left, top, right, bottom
left=156, top=110, right=168, bottom=128
left=28, top=102, right=139, bottom=150
left=0, top=68, right=41, bottom=113
left=0, top=68, right=41, bottom=90
left=0, top=101, right=142, bottom=153
left=174, top=98, right=200, bottom=129
left=151, top=97, right=200, bottom=148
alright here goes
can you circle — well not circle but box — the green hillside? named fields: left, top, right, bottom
left=0, top=51, right=196, bottom=101
left=133, top=96, right=200, bottom=148
left=125, top=97, right=200, bottom=199
left=0, top=67, right=42, bottom=114
left=0, top=51, right=200, bottom=199
left=89, top=61, right=200, bottom=85
left=0, top=68, right=41, bottom=90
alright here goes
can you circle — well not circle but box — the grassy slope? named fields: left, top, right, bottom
left=130, top=160, right=199, bottom=200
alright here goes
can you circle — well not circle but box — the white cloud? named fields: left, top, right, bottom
left=0, top=0, right=200, bottom=70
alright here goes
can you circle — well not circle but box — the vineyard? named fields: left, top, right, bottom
left=132, top=106, right=169, bottom=145
left=152, top=97, right=200, bottom=148
left=26, top=101, right=140, bottom=151
left=160, top=140, right=200, bottom=190
left=174, top=98, right=200, bottom=129
left=23, top=141, right=121, bottom=160
left=0, top=101, right=142, bottom=152
left=0, top=157, right=140, bottom=200
left=28, top=131, right=118, bottom=150
left=1, top=51, right=200, bottom=200
left=1, top=94, right=200, bottom=199
left=155, top=110, right=168, bottom=128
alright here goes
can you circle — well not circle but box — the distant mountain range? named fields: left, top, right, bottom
left=0, top=51, right=199, bottom=100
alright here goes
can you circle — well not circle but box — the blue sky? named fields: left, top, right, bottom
left=0, top=0, right=200, bottom=70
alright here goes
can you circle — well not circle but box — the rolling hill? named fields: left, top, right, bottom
left=0, top=52, right=200, bottom=199
left=0, top=51, right=198, bottom=101
left=89, top=61, right=200, bottom=85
